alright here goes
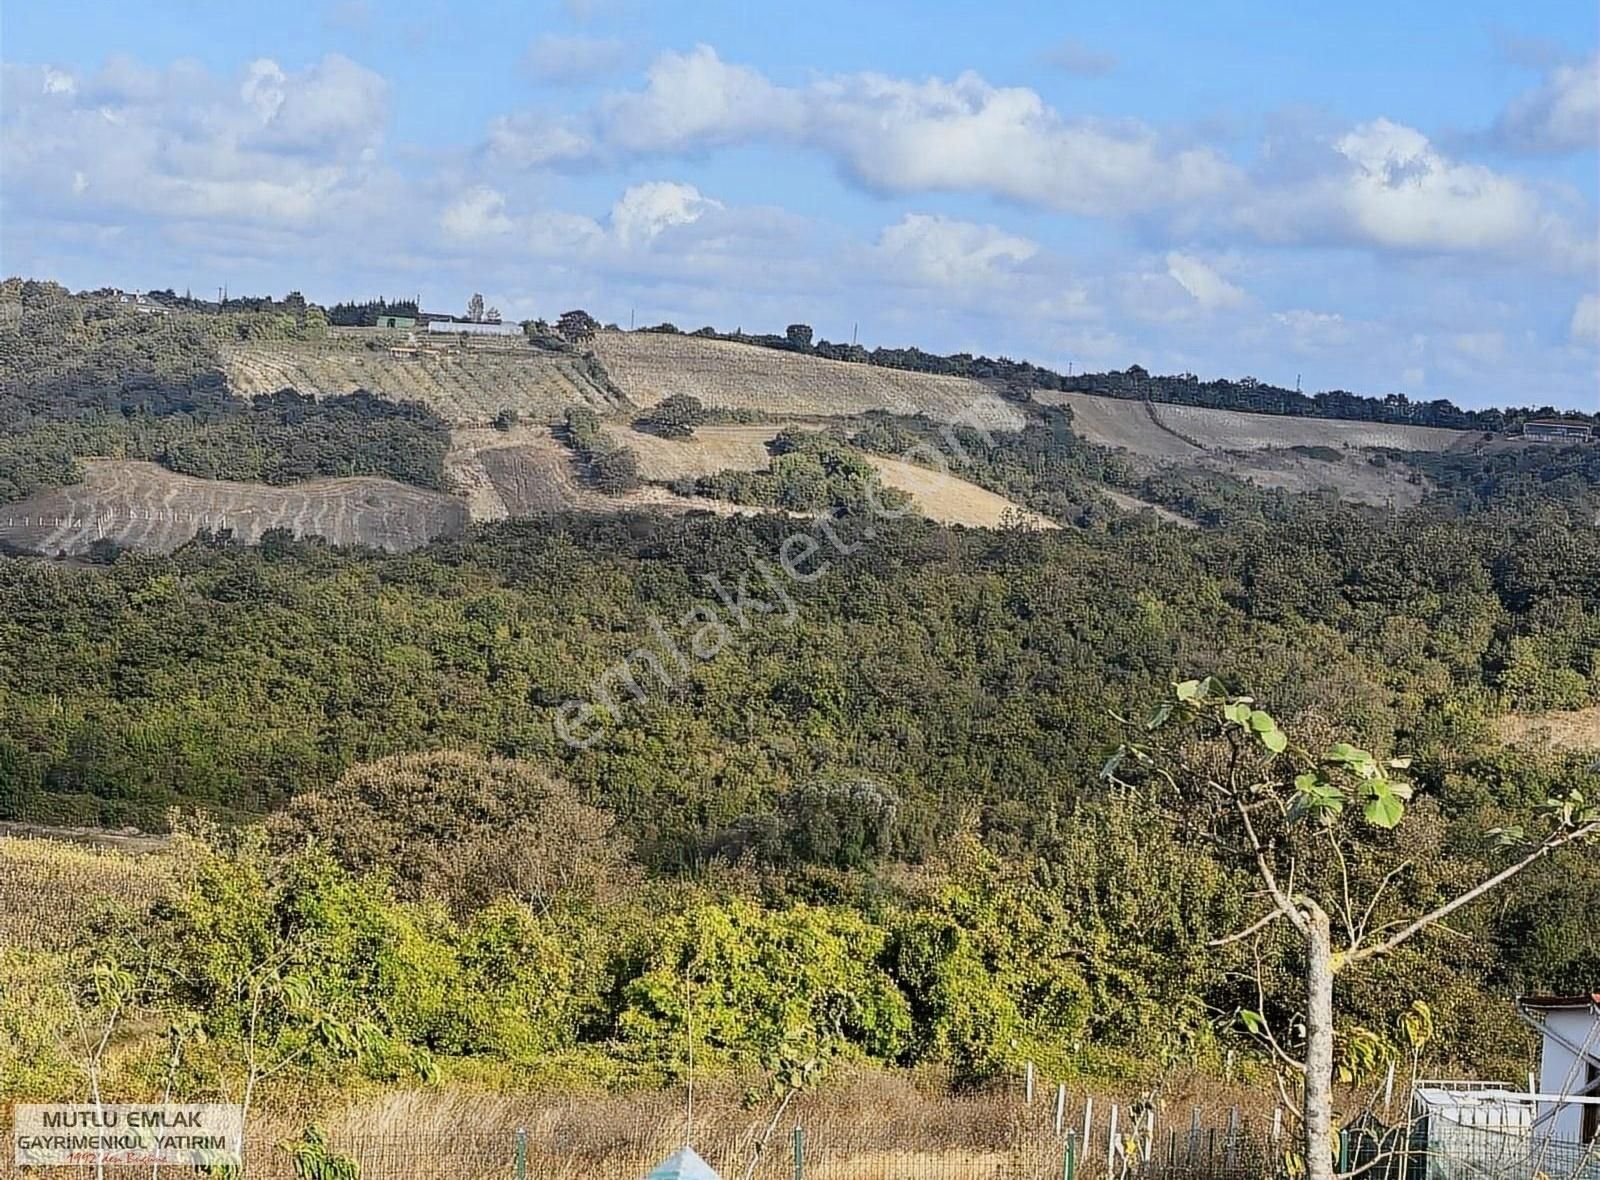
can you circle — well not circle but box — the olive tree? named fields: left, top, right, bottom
left=1105, top=676, right=1599, bottom=1180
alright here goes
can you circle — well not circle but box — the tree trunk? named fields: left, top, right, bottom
left=1303, top=901, right=1336, bottom=1180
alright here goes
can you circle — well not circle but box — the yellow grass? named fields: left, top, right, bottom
left=1494, top=706, right=1600, bottom=750
left=0, top=835, right=173, bottom=952
left=221, top=338, right=620, bottom=425
left=593, top=333, right=1025, bottom=430
left=864, top=456, right=1057, bottom=530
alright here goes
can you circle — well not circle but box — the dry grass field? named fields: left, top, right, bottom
left=603, top=423, right=791, bottom=481
left=197, top=1067, right=1270, bottom=1180
left=592, top=332, right=1025, bottom=430
left=1035, top=392, right=1473, bottom=458
left=0, top=835, right=173, bottom=951
left=864, top=456, right=1057, bottom=529
left=445, top=426, right=779, bottom=521
left=221, top=338, right=622, bottom=425
left=0, top=460, right=468, bottom=555
left=1098, top=487, right=1197, bottom=528
left=1495, top=706, right=1600, bottom=750
left=1194, top=450, right=1429, bottom=508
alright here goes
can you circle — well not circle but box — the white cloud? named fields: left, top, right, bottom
left=873, top=214, right=1037, bottom=287
left=608, top=181, right=722, bottom=244
left=584, top=46, right=1232, bottom=216
left=440, top=186, right=515, bottom=240
left=1272, top=309, right=1351, bottom=350
left=1236, top=117, right=1592, bottom=270
left=1572, top=293, right=1600, bottom=345
left=600, top=45, right=801, bottom=153
left=524, top=34, right=632, bottom=85
left=485, top=113, right=594, bottom=166
left=1166, top=252, right=1246, bottom=310
left=1334, top=119, right=1549, bottom=253
left=42, top=67, right=75, bottom=95
left=1491, top=55, right=1599, bottom=154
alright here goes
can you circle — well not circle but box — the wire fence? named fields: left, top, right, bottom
left=5, top=1121, right=1596, bottom=1180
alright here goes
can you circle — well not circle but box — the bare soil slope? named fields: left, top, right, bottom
left=592, top=332, right=1025, bottom=430
left=221, top=338, right=622, bottom=425
left=1035, top=392, right=1473, bottom=457
left=0, top=460, right=467, bottom=554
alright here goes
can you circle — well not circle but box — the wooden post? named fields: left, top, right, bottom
left=1143, top=1109, right=1155, bottom=1162
left=1383, top=1061, right=1396, bottom=1108
left=1272, top=1107, right=1283, bottom=1142
left=1082, top=1096, right=1094, bottom=1158
left=1226, top=1106, right=1240, bottom=1166
left=1026, top=1061, right=1036, bottom=1105
left=1056, top=1084, right=1067, bottom=1135
left=1188, top=1108, right=1201, bottom=1162
left=1108, top=1104, right=1119, bottom=1173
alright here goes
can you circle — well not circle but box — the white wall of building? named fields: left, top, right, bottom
left=1535, top=1005, right=1600, bottom=1141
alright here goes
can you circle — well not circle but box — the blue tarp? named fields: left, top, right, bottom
left=644, top=1146, right=722, bottom=1180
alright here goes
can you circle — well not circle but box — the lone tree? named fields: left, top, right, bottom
left=467, top=293, right=485, bottom=323
left=1106, top=677, right=1599, bottom=1180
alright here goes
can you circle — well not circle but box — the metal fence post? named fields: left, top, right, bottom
left=792, top=1126, right=804, bottom=1180
left=514, top=1127, right=526, bottom=1180
left=1337, top=1129, right=1350, bottom=1175
left=1063, top=1131, right=1077, bottom=1180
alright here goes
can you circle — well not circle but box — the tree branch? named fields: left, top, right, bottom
left=1347, top=821, right=1599, bottom=966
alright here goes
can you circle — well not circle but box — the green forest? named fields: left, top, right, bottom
left=2, top=278, right=1598, bottom=1118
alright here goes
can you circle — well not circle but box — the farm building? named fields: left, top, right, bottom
left=1524, top=419, right=1594, bottom=442
left=1522, top=994, right=1600, bottom=1144
left=426, top=320, right=523, bottom=338
left=374, top=314, right=416, bottom=329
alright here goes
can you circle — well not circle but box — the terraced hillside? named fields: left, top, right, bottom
left=444, top=426, right=776, bottom=521
left=1036, top=391, right=1475, bottom=456
left=592, top=332, right=1025, bottom=430
left=221, top=337, right=622, bottom=425
left=0, top=460, right=467, bottom=555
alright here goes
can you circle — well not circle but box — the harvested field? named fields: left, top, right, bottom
left=1495, top=706, right=1600, bottom=750
left=592, top=332, right=1025, bottom=430
left=1035, top=392, right=1474, bottom=457
left=864, top=455, right=1057, bottom=529
left=446, top=426, right=780, bottom=521
left=0, top=460, right=467, bottom=555
left=606, top=423, right=788, bottom=481
left=1196, top=449, right=1429, bottom=508
left=221, top=338, right=622, bottom=425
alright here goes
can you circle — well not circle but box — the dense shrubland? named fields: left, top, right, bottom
left=693, top=429, right=911, bottom=512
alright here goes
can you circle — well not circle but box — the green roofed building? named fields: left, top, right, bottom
left=374, top=313, right=416, bottom=330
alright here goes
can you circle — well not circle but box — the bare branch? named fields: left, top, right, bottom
left=1347, top=820, right=1600, bottom=966
left=1210, top=908, right=1287, bottom=948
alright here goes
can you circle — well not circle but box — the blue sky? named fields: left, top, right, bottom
left=3, top=0, right=1597, bottom=408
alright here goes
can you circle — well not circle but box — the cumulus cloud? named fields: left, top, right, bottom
left=485, top=113, right=594, bottom=166
left=1166, top=252, right=1246, bottom=310
left=873, top=214, right=1037, bottom=287
left=609, top=181, right=722, bottom=245
left=524, top=34, right=633, bottom=85
left=1573, top=293, right=1600, bottom=345
left=1236, top=117, right=1592, bottom=270
left=1, top=54, right=390, bottom=227
left=1490, top=55, right=1599, bottom=155
left=560, top=46, right=1234, bottom=216
left=440, top=186, right=515, bottom=240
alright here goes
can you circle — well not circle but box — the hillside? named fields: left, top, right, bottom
left=221, top=335, right=623, bottom=425
left=592, top=331, right=1026, bottom=429
left=0, top=459, right=467, bottom=554
left=1034, top=391, right=1475, bottom=457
